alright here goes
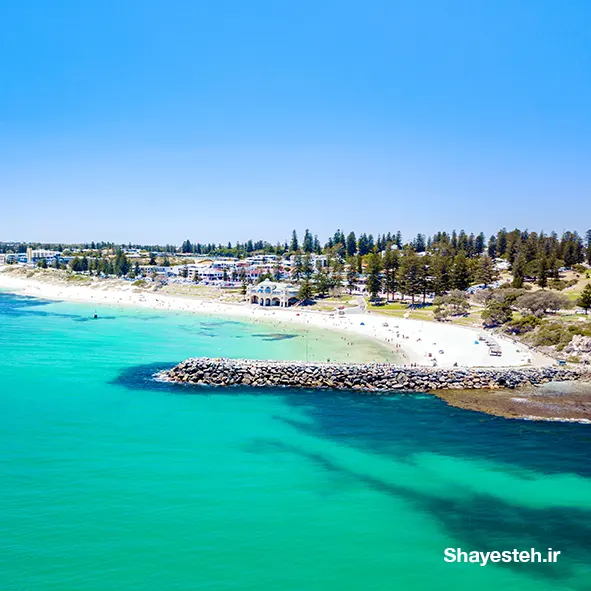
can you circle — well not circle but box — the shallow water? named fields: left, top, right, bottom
left=1, top=293, right=590, bottom=590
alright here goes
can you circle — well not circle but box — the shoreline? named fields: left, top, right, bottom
left=0, top=269, right=543, bottom=368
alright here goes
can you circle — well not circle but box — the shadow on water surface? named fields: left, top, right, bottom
left=246, top=438, right=590, bottom=583
left=111, top=362, right=190, bottom=393
left=0, top=292, right=113, bottom=321
left=113, top=364, right=591, bottom=478
left=114, top=362, right=591, bottom=585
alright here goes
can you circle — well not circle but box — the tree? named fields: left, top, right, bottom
left=289, top=230, right=300, bottom=252
left=357, top=233, right=370, bottom=256
left=450, top=253, right=471, bottom=291
left=332, top=229, right=345, bottom=250
left=515, top=291, right=573, bottom=317
left=346, top=258, right=358, bottom=294
left=577, top=283, right=591, bottom=314
left=37, top=258, right=47, bottom=269
left=417, top=257, right=432, bottom=305
left=113, top=250, right=130, bottom=276
left=496, top=228, right=508, bottom=256
left=298, top=278, right=313, bottom=302
left=413, top=233, right=426, bottom=252
left=315, top=270, right=332, bottom=298
left=302, top=229, right=314, bottom=253
left=382, top=246, right=399, bottom=301
left=70, top=257, right=83, bottom=272
left=273, top=263, right=282, bottom=281
left=430, top=254, right=451, bottom=296
left=481, top=300, right=513, bottom=326
left=433, top=290, right=470, bottom=321
left=330, top=258, right=344, bottom=296
left=512, top=253, right=527, bottom=288
left=487, top=235, right=497, bottom=258
left=365, top=251, right=382, bottom=301
left=476, top=255, right=499, bottom=287
left=313, top=235, right=322, bottom=254
left=346, top=232, right=357, bottom=257
left=356, top=253, right=363, bottom=274
left=302, top=253, right=313, bottom=279
left=292, top=254, right=303, bottom=281
left=397, top=249, right=422, bottom=304
left=475, top=232, right=485, bottom=255
left=536, top=255, right=549, bottom=288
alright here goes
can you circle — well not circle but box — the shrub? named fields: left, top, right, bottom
left=515, top=291, right=573, bottom=316
left=506, top=315, right=542, bottom=335
left=548, top=279, right=577, bottom=291
left=530, top=321, right=591, bottom=348
left=433, top=290, right=470, bottom=318
left=481, top=301, right=513, bottom=326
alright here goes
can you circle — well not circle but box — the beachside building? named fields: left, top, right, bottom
left=189, top=265, right=224, bottom=282
left=245, top=254, right=279, bottom=265
left=288, top=254, right=328, bottom=275
left=247, top=279, right=299, bottom=307
left=26, top=248, right=61, bottom=264
left=139, top=265, right=175, bottom=276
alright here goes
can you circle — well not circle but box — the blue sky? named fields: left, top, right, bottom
left=1, top=0, right=590, bottom=245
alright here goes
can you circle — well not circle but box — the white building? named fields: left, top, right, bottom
left=26, top=248, right=61, bottom=263
left=247, top=279, right=299, bottom=307
left=246, top=254, right=279, bottom=265
left=494, top=258, right=511, bottom=271
left=288, top=253, right=328, bottom=272
left=188, top=265, right=224, bottom=282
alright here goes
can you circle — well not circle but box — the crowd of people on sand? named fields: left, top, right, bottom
left=0, top=272, right=539, bottom=368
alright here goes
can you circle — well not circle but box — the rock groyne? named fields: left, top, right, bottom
left=157, top=358, right=588, bottom=392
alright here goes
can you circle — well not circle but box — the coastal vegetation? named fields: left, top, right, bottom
left=2, top=226, right=591, bottom=363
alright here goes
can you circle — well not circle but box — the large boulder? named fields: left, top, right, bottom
left=564, top=335, right=591, bottom=363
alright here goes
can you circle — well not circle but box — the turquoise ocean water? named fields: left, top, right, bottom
left=1, top=292, right=590, bottom=590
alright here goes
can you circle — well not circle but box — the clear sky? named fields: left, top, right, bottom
left=1, top=0, right=590, bottom=245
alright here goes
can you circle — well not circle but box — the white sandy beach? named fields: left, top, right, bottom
left=0, top=270, right=546, bottom=368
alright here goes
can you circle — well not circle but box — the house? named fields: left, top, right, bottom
left=247, top=279, right=299, bottom=307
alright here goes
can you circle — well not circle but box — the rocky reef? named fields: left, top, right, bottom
left=157, top=358, right=588, bottom=392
